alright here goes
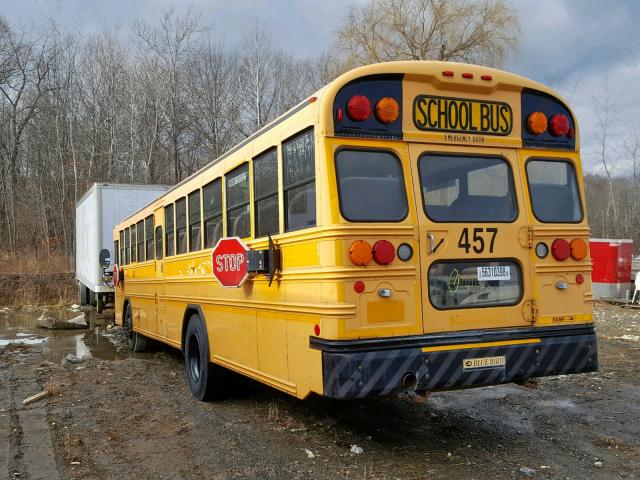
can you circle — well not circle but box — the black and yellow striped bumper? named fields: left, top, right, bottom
left=310, top=324, right=597, bottom=399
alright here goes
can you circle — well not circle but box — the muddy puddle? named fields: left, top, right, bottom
left=0, top=307, right=120, bottom=363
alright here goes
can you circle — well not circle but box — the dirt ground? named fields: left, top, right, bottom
left=1, top=302, right=639, bottom=480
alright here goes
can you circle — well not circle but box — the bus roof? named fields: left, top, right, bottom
left=115, top=61, right=575, bottom=227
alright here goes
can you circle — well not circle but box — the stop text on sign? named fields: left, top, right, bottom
left=413, top=95, right=512, bottom=136
left=215, top=253, right=246, bottom=272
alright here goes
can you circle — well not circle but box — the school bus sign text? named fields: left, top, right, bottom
left=413, top=95, right=512, bottom=136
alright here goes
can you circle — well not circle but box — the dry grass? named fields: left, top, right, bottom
left=0, top=251, right=72, bottom=274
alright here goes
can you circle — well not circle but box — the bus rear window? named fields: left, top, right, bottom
left=429, top=260, right=522, bottom=309
left=419, top=154, right=517, bottom=222
left=336, top=149, right=407, bottom=221
left=526, top=159, right=582, bottom=223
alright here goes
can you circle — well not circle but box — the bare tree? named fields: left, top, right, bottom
left=593, top=75, right=620, bottom=236
left=133, top=6, right=205, bottom=182
left=336, top=0, right=519, bottom=68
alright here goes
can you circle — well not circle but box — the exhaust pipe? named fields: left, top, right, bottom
left=401, top=372, right=417, bottom=391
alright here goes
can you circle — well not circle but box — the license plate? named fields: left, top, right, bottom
left=463, top=355, right=506, bottom=370
left=477, top=265, right=511, bottom=281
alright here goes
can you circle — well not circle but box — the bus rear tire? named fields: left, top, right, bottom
left=184, top=314, right=221, bottom=401
left=123, top=303, right=148, bottom=353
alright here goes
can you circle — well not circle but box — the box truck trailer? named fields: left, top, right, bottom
left=75, top=183, right=168, bottom=312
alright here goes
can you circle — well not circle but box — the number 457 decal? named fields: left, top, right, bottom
left=458, top=227, right=497, bottom=254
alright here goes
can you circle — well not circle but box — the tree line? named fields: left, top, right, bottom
left=2, top=0, right=634, bottom=261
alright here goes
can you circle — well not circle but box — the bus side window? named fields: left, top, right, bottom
left=130, top=225, right=137, bottom=262
left=136, top=220, right=144, bottom=261
left=145, top=215, right=154, bottom=260
left=176, top=197, right=187, bottom=254
left=283, top=128, right=315, bottom=232
left=119, top=230, right=125, bottom=265
left=124, top=227, right=130, bottom=264
left=188, top=189, right=201, bottom=252
left=165, top=204, right=175, bottom=257
left=114, top=240, right=119, bottom=266
left=203, top=179, right=223, bottom=248
left=155, top=226, right=163, bottom=260
left=226, top=164, right=250, bottom=238
left=253, top=148, right=279, bottom=238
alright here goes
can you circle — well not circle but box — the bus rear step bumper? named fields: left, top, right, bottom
left=315, top=326, right=597, bottom=399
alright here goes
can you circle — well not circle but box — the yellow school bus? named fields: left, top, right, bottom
left=112, top=61, right=597, bottom=400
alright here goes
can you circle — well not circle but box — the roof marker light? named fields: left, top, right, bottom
left=462, top=72, right=474, bottom=79
left=442, top=70, right=454, bottom=77
left=481, top=74, right=492, bottom=81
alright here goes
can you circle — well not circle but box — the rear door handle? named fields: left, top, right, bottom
left=427, top=232, right=444, bottom=255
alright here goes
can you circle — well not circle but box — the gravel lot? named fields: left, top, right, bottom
left=1, top=302, right=639, bottom=479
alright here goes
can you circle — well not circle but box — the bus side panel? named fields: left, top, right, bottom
left=286, top=312, right=324, bottom=398
left=208, top=305, right=259, bottom=371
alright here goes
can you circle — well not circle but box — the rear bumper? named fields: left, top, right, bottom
left=311, top=324, right=597, bottom=399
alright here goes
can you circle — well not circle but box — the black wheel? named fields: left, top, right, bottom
left=78, top=282, right=88, bottom=306
left=123, top=303, right=148, bottom=353
left=184, top=314, right=223, bottom=401
left=97, top=294, right=103, bottom=314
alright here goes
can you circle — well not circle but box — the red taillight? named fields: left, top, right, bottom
left=551, top=239, right=571, bottom=261
left=354, top=280, right=365, bottom=293
left=549, top=114, right=570, bottom=137
left=442, top=70, right=454, bottom=77
left=113, top=264, right=119, bottom=287
left=372, top=240, right=395, bottom=265
left=567, top=126, right=575, bottom=139
left=336, top=107, right=343, bottom=123
left=346, top=95, right=372, bottom=121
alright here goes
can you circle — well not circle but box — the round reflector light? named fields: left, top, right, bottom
left=551, top=238, right=571, bottom=261
left=354, top=280, right=365, bottom=293
left=314, top=324, right=320, bottom=336
left=397, top=243, right=413, bottom=261
left=349, top=240, right=373, bottom=266
left=372, top=240, right=395, bottom=265
left=570, top=238, right=588, bottom=260
left=346, top=95, right=372, bottom=122
left=375, top=97, right=400, bottom=123
left=527, top=111, right=548, bottom=135
left=549, top=114, right=570, bottom=137
left=535, top=242, right=548, bottom=259
left=576, top=274, right=584, bottom=285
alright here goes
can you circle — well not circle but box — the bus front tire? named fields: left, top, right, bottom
left=123, top=303, right=148, bottom=353
left=184, top=314, right=221, bottom=401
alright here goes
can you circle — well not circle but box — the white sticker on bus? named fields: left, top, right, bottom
left=477, top=265, right=511, bottom=281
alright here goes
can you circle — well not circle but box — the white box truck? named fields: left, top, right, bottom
left=75, top=183, right=169, bottom=312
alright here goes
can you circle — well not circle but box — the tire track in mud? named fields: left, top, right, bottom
left=1, top=360, right=60, bottom=480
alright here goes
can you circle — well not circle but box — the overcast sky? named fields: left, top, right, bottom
left=3, top=0, right=640, bottom=174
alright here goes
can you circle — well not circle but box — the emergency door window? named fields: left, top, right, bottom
left=429, top=260, right=522, bottom=309
left=419, top=154, right=517, bottom=222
